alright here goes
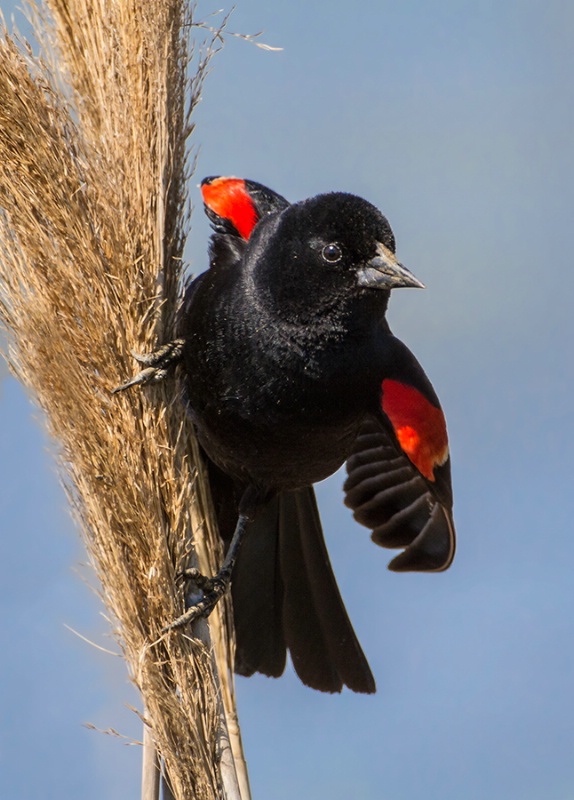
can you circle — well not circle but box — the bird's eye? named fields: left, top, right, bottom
left=321, top=243, right=342, bottom=263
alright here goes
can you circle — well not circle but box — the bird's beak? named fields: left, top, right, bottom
left=357, top=242, right=425, bottom=290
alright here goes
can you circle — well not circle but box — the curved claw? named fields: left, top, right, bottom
left=177, top=567, right=213, bottom=592
left=162, top=576, right=229, bottom=631
left=163, top=512, right=249, bottom=633
left=112, top=366, right=168, bottom=394
left=112, top=338, right=185, bottom=394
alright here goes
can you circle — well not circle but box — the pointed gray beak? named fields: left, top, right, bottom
left=356, top=242, right=425, bottom=290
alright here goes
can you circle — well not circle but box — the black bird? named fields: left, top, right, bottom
left=117, top=177, right=455, bottom=694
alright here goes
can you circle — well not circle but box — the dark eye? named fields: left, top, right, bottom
left=321, top=243, right=342, bottom=263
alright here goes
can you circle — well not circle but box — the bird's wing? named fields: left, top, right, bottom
left=344, top=337, right=455, bottom=572
left=201, top=175, right=289, bottom=239
left=198, top=175, right=290, bottom=276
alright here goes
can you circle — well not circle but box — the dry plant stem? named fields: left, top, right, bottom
left=0, top=3, right=250, bottom=798
left=142, top=719, right=161, bottom=800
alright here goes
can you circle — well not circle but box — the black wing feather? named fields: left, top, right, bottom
left=344, top=417, right=455, bottom=572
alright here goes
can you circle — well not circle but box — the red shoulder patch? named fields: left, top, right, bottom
left=201, top=177, right=259, bottom=240
left=381, top=379, right=449, bottom=481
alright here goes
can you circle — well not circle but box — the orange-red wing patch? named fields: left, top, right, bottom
left=201, top=177, right=259, bottom=240
left=381, top=379, right=449, bottom=481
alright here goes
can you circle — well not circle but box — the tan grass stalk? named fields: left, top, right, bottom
left=0, top=2, right=250, bottom=797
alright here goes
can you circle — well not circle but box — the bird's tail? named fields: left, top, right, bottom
left=230, top=486, right=376, bottom=694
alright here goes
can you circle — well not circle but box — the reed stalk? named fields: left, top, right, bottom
left=0, top=2, right=249, bottom=797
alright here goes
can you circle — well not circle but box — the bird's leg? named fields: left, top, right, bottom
left=112, top=338, right=185, bottom=394
left=163, top=512, right=250, bottom=631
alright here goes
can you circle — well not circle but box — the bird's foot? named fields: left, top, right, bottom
left=163, top=512, right=250, bottom=632
left=162, top=566, right=231, bottom=631
left=112, top=338, right=185, bottom=393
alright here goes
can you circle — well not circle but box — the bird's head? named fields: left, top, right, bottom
left=246, top=192, right=424, bottom=321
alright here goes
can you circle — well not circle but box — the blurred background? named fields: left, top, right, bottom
left=1, top=1, right=573, bottom=798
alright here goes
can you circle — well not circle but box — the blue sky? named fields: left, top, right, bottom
left=1, top=1, right=574, bottom=798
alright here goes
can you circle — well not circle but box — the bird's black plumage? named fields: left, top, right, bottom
left=172, top=177, right=456, bottom=693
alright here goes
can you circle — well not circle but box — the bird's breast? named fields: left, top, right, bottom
left=183, top=320, right=372, bottom=490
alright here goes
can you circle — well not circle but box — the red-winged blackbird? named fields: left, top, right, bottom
left=117, top=176, right=455, bottom=695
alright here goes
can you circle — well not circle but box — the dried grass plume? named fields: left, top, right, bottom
left=0, top=1, right=249, bottom=798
